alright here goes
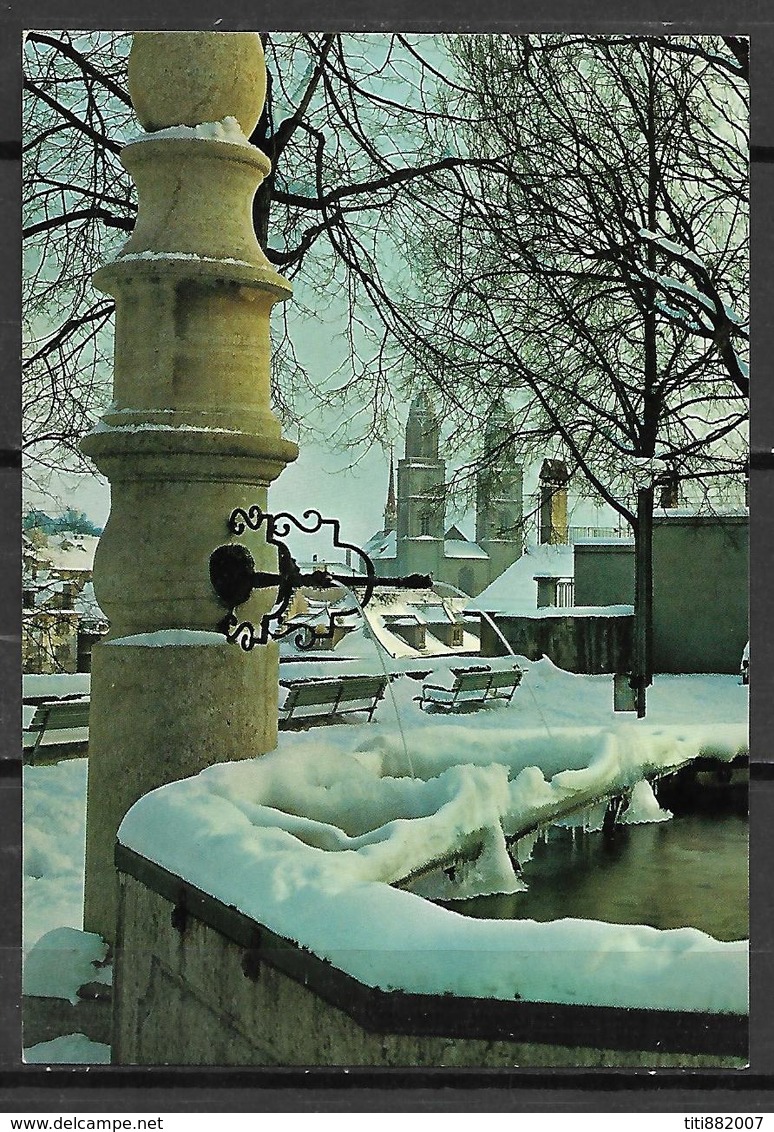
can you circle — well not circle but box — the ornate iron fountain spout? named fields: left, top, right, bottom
left=209, top=505, right=431, bottom=650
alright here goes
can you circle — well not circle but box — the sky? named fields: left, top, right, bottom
left=22, top=32, right=746, bottom=553
left=24, top=420, right=394, bottom=550
left=21, top=33, right=443, bottom=548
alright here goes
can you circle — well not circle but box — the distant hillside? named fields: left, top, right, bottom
left=23, top=508, right=103, bottom=536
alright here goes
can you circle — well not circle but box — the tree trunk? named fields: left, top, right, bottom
left=632, top=485, right=654, bottom=717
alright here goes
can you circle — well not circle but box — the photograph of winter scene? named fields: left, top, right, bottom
left=21, top=30, right=749, bottom=1068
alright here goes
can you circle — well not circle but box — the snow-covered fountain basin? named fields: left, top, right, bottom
left=113, top=693, right=748, bottom=1067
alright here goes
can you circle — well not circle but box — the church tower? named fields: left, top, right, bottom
left=475, top=400, right=524, bottom=584
left=396, top=389, right=446, bottom=579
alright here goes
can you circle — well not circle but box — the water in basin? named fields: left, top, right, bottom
left=441, top=807, right=748, bottom=942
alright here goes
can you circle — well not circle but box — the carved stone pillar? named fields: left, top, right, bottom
left=81, top=32, right=297, bottom=941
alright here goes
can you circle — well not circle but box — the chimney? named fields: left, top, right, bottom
left=539, top=459, right=569, bottom=544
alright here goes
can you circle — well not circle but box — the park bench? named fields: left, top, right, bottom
left=415, top=665, right=524, bottom=713
left=278, top=674, right=389, bottom=728
left=23, top=697, right=91, bottom=762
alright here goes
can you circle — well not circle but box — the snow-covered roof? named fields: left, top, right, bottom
left=470, top=543, right=575, bottom=613
left=364, top=528, right=491, bottom=563
left=412, top=602, right=456, bottom=624
left=365, top=612, right=479, bottom=660
left=653, top=507, right=749, bottom=521
left=573, top=537, right=636, bottom=548
left=74, top=582, right=107, bottom=624
left=38, top=535, right=99, bottom=574
left=363, top=530, right=397, bottom=560
left=360, top=590, right=479, bottom=659
left=444, top=539, right=489, bottom=560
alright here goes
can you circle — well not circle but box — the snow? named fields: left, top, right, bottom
left=638, top=229, right=706, bottom=269
left=90, top=419, right=242, bottom=435
left=655, top=300, right=703, bottom=332
left=23, top=759, right=88, bottom=951
left=363, top=530, right=396, bottom=559
left=33, top=534, right=99, bottom=574
left=512, top=605, right=633, bottom=619
left=574, top=537, right=635, bottom=547
left=23, top=673, right=91, bottom=701
left=104, top=629, right=228, bottom=647
left=281, top=590, right=480, bottom=662
left=74, top=581, right=105, bottom=622
left=127, top=115, right=254, bottom=148
left=444, top=539, right=489, bottom=560
left=653, top=506, right=749, bottom=520
left=22, top=661, right=748, bottom=1035
left=362, top=597, right=480, bottom=658
left=469, top=544, right=575, bottom=613
left=619, top=779, right=671, bottom=825
left=116, top=661, right=748, bottom=1014
left=23, top=1033, right=111, bottom=1065
left=115, top=251, right=255, bottom=270
left=23, top=698, right=90, bottom=751
left=23, top=927, right=111, bottom=1004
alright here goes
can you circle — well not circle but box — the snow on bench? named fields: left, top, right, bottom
left=416, top=664, right=524, bottom=712
left=279, top=674, right=389, bottom=728
left=23, top=699, right=90, bottom=763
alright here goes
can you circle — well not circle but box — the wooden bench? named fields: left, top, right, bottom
left=415, top=665, right=524, bottom=713
left=279, top=674, right=389, bottom=728
left=23, top=698, right=91, bottom=762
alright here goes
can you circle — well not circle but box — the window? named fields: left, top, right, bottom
left=420, top=514, right=431, bottom=536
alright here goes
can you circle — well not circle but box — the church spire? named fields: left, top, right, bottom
left=383, top=447, right=397, bottom=532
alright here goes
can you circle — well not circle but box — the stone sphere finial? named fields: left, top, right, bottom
left=128, top=31, right=267, bottom=137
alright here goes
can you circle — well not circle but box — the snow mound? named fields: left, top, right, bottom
left=23, top=927, right=111, bottom=1004
left=119, top=713, right=748, bottom=1014
left=24, top=759, right=88, bottom=952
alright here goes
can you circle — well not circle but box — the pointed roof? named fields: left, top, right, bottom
left=383, top=447, right=397, bottom=531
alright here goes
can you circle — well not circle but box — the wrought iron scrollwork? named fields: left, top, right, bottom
left=210, top=505, right=431, bottom=651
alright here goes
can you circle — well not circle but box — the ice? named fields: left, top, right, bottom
left=620, top=779, right=672, bottom=825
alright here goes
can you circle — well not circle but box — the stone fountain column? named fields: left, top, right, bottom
left=81, top=32, right=297, bottom=942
